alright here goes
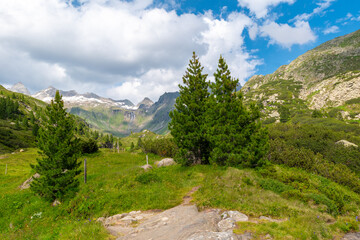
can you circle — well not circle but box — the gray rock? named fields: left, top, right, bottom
left=222, top=211, right=249, bottom=222
left=19, top=173, right=40, bottom=190
left=218, top=218, right=236, bottom=232
left=237, top=232, right=252, bottom=240
left=187, top=231, right=239, bottom=240
left=259, top=216, right=272, bottom=221
left=155, top=158, right=176, bottom=167
left=336, top=140, right=358, bottom=148
left=52, top=199, right=61, bottom=206
left=342, top=233, right=360, bottom=240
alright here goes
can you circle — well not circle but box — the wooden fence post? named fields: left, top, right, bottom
left=5, top=164, right=7, bottom=175
left=84, top=158, right=87, bottom=183
left=146, top=155, right=148, bottom=165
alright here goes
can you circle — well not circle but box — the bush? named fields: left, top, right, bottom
left=141, top=138, right=178, bottom=157
left=267, top=139, right=360, bottom=194
left=80, top=138, right=99, bottom=154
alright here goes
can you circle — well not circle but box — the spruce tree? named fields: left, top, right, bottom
left=30, top=91, right=81, bottom=202
left=207, top=56, right=268, bottom=167
left=169, top=52, right=210, bottom=165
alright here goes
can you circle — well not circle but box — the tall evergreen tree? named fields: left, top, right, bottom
left=207, top=56, right=268, bottom=167
left=169, top=52, right=210, bottom=165
left=30, top=91, right=81, bottom=202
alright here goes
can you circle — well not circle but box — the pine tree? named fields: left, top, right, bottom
left=207, top=56, right=268, bottom=167
left=30, top=91, right=81, bottom=202
left=169, top=52, right=210, bottom=165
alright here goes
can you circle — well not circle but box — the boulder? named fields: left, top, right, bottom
left=19, top=173, right=40, bottom=190
left=188, top=231, right=239, bottom=240
left=221, top=211, right=249, bottom=222
left=19, top=149, right=24, bottom=152
left=335, top=140, right=358, bottom=148
left=155, top=158, right=176, bottom=167
left=52, top=199, right=61, bottom=206
left=217, top=218, right=236, bottom=232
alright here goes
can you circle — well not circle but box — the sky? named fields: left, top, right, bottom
left=0, top=0, right=359, bottom=104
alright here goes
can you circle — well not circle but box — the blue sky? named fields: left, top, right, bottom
left=0, top=0, right=359, bottom=103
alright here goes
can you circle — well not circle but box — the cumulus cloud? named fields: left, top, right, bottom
left=237, top=0, right=295, bottom=18
left=260, top=20, right=316, bottom=48
left=323, top=25, right=339, bottom=34
left=0, top=0, right=261, bottom=103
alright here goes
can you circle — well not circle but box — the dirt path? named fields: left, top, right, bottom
left=103, top=186, right=241, bottom=240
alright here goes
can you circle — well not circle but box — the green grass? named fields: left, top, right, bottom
left=1, top=149, right=360, bottom=239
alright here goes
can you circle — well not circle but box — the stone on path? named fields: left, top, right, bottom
left=222, top=211, right=249, bottom=222
left=342, top=233, right=360, bottom=240
left=188, top=230, right=239, bottom=240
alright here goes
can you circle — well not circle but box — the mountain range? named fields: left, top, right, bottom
left=8, top=83, right=178, bottom=136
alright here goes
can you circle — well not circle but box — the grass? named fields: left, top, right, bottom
left=1, top=149, right=360, bottom=239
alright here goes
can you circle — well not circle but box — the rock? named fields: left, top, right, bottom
left=342, top=233, right=360, bottom=240
left=120, top=215, right=137, bottom=225
left=187, top=231, right=239, bottom=240
left=259, top=216, right=272, bottom=221
left=140, top=164, right=152, bottom=171
left=19, top=173, right=40, bottom=190
left=97, top=217, right=105, bottom=223
left=217, top=218, right=236, bottom=232
left=238, top=232, right=252, bottom=240
left=155, top=158, right=176, bottom=167
left=52, top=199, right=61, bottom=206
left=19, top=149, right=24, bottom=152
left=222, top=211, right=249, bottom=222
left=335, top=140, right=358, bottom=148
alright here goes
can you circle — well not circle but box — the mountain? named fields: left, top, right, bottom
left=32, top=86, right=135, bottom=109
left=10, top=82, right=31, bottom=95
left=242, top=29, right=360, bottom=122
left=137, top=97, right=154, bottom=109
left=68, top=92, right=179, bottom=137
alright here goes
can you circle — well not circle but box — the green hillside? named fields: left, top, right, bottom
left=0, top=85, right=46, bottom=154
left=1, top=149, right=360, bottom=239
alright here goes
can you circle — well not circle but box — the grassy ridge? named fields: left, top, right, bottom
left=1, top=149, right=360, bottom=239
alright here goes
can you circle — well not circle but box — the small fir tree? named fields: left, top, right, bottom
left=206, top=56, right=268, bottom=167
left=169, top=52, right=210, bottom=165
left=30, top=91, right=81, bottom=202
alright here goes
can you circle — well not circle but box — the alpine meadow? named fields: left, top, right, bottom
left=1, top=1, right=360, bottom=239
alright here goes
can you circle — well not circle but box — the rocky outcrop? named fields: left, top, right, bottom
left=155, top=158, right=176, bottom=167
left=19, top=173, right=40, bottom=190
left=335, top=140, right=358, bottom=148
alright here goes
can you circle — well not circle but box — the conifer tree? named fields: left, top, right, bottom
left=30, top=91, right=81, bottom=202
left=169, top=52, right=210, bottom=165
left=207, top=56, right=268, bottom=167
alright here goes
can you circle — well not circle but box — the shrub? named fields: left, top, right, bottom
left=141, top=138, right=178, bottom=157
left=80, top=138, right=99, bottom=154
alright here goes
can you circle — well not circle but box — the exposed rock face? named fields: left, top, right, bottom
left=155, top=158, right=176, bottom=167
left=136, top=97, right=154, bottom=109
left=19, top=173, right=40, bottom=190
left=335, top=140, right=358, bottom=148
left=242, top=29, right=360, bottom=113
left=10, top=82, right=30, bottom=95
left=221, top=211, right=249, bottom=222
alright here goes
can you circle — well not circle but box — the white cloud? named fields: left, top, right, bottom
left=293, top=0, right=335, bottom=21
left=0, top=0, right=260, bottom=103
left=323, top=25, right=339, bottom=34
left=237, top=0, right=295, bottom=18
left=200, top=12, right=261, bottom=85
left=260, top=20, right=317, bottom=48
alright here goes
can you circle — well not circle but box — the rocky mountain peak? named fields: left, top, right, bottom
left=137, top=97, right=154, bottom=109
left=10, top=82, right=30, bottom=95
